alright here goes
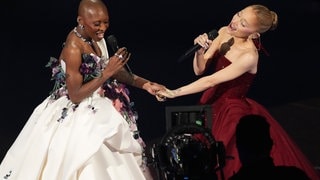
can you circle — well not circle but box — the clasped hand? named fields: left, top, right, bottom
left=155, top=88, right=175, bottom=102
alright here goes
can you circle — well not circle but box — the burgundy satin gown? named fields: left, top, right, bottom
left=198, top=53, right=320, bottom=180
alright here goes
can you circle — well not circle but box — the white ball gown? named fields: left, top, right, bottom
left=0, top=39, right=149, bottom=180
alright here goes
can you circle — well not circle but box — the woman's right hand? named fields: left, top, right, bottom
left=103, top=47, right=130, bottom=76
left=194, top=33, right=212, bottom=52
left=155, top=88, right=176, bottom=102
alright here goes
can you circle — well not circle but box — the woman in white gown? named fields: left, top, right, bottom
left=0, top=0, right=165, bottom=179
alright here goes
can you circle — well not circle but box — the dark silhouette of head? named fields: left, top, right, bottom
left=232, top=114, right=310, bottom=180
left=235, top=114, right=273, bottom=166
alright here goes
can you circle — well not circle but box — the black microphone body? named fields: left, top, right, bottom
left=178, top=29, right=219, bottom=62
left=106, top=35, right=133, bottom=75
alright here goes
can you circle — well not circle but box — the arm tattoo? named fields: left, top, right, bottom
left=65, top=73, right=70, bottom=79
left=112, top=68, right=135, bottom=85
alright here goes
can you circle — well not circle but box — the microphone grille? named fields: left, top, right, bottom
left=208, top=29, right=218, bottom=40
left=106, top=35, right=118, bottom=52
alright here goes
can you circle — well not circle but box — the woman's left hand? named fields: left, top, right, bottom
left=144, top=82, right=166, bottom=95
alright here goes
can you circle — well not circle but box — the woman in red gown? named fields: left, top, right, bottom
left=156, top=4, right=320, bottom=180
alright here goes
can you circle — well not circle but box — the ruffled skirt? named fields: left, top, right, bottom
left=0, top=92, right=146, bottom=180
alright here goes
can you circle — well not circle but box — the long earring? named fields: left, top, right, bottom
left=255, top=34, right=261, bottom=51
left=250, top=33, right=261, bottom=51
left=254, top=34, right=270, bottom=56
left=79, top=24, right=84, bottom=30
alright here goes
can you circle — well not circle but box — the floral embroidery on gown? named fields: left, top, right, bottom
left=0, top=39, right=148, bottom=180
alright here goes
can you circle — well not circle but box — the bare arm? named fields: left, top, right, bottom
left=158, top=52, right=257, bottom=98
left=113, top=67, right=166, bottom=95
left=61, top=38, right=128, bottom=104
left=193, top=28, right=223, bottom=75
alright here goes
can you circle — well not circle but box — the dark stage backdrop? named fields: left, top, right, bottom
left=1, top=0, right=320, bottom=166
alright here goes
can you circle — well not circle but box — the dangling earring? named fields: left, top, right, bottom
left=255, top=35, right=261, bottom=51
left=79, top=24, right=84, bottom=30
left=249, top=33, right=260, bottom=39
left=250, top=33, right=261, bottom=51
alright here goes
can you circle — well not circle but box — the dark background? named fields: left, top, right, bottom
left=1, top=0, right=320, bottom=167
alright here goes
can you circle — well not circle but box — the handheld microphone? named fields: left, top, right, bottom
left=178, top=29, right=219, bottom=62
left=106, top=35, right=133, bottom=75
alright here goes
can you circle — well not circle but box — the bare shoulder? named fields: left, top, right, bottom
left=237, top=49, right=259, bottom=73
left=241, top=41, right=259, bottom=62
left=240, top=50, right=258, bottom=63
left=59, top=31, right=83, bottom=63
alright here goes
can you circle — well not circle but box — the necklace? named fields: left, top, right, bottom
left=73, top=27, right=93, bottom=46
